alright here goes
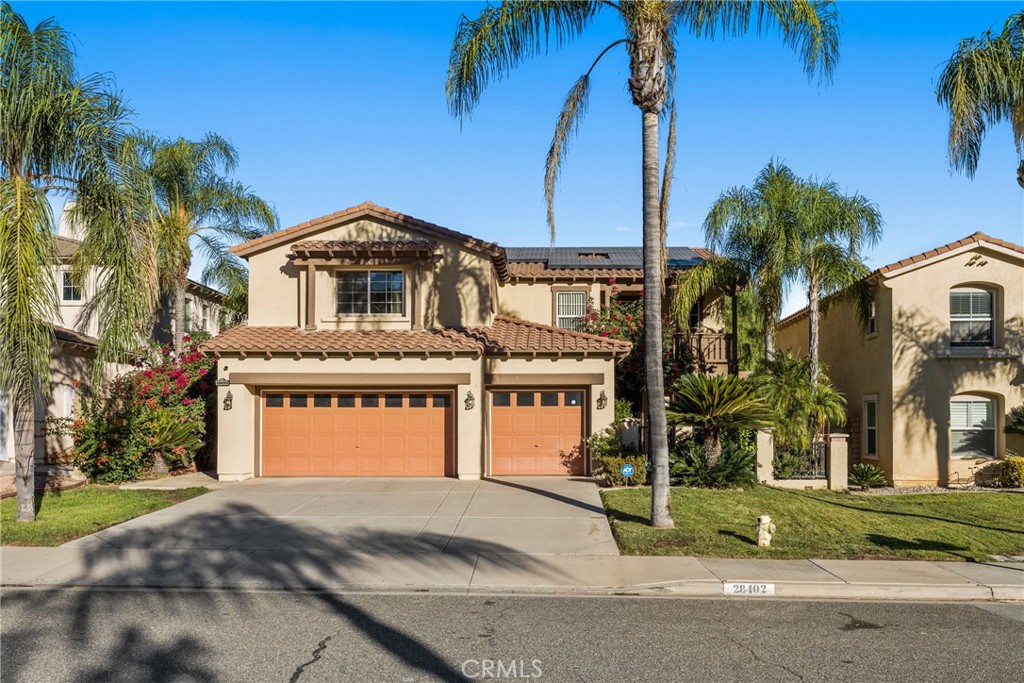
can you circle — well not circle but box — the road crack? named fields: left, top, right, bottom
left=712, top=612, right=806, bottom=681
left=289, top=635, right=333, bottom=683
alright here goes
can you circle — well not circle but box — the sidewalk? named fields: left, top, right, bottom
left=3, top=545, right=1021, bottom=602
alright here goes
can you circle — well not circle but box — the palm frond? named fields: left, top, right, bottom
left=446, top=1, right=600, bottom=121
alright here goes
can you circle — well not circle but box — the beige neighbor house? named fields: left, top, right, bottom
left=0, top=226, right=227, bottom=466
left=204, top=201, right=729, bottom=481
left=777, top=232, right=1024, bottom=487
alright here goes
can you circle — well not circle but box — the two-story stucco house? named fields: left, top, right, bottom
left=204, top=202, right=728, bottom=481
left=777, top=232, right=1024, bottom=487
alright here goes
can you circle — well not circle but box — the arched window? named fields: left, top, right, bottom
left=949, top=287, right=993, bottom=347
left=950, top=395, right=995, bottom=458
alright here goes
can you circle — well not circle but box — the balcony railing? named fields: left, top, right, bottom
left=671, top=330, right=737, bottom=373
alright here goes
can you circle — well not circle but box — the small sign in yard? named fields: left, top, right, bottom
left=620, top=464, right=635, bottom=479
left=724, top=582, right=776, bottom=596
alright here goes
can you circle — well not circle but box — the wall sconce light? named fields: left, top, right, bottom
left=223, top=390, right=233, bottom=411
left=597, top=390, right=608, bottom=410
left=464, top=391, right=475, bottom=411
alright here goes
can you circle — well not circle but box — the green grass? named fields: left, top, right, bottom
left=1, top=486, right=208, bottom=547
left=601, top=486, right=1024, bottom=561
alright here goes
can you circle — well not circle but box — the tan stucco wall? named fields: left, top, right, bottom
left=887, top=246, right=1024, bottom=486
left=778, top=243, right=1024, bottom=486
left=246, top=218, right=495, bottom=330
left=214, top=353, right=618, bottom=480
left=498, top=281, right=601, bottom=327
left=777, top=285, right=895, bottom=477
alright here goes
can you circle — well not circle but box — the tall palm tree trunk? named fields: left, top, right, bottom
left=703, top=428, right=723, bottom=470
left=641, top=109, right=672, bottom=528
left=764, top=321, right=775, bottom=362
left=173, top=276, right=187, bottom=355
left=13, top=392, right=36, bottom=521
left=808, top=277, right=820, bottom=389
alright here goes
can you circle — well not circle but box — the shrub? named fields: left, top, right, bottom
left=588, top=425, right=646, bottom=486
left=56, top=337, right=216, bottom=483
left=670, top=437, right=757, bottom=489
left=614, top=398, right=634, bottom=423
left=753, top=352, right=847, bottom=451
left=666, top=374, right=771, bottom=469
left=998, top=455, right=1024, bottom=488
left=1006, top=404, right=1024, bottom=435
left=772, top=450, right=803, bottom=480
left=849, top=463, right=887, bottom=491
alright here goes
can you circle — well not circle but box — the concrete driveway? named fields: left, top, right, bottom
left=67, top=477, right=619, bottom=556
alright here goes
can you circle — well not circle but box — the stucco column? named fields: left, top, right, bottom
left=304, top=263, right=316, bottom=331
left=827, top=433, right=849, bottom=491
left=455, top=364, right=484, bottom=480
left=756, top=429, right=775, bottom=485
left=217, top=382, right=255, bottom=481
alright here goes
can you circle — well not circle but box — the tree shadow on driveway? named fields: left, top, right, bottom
left=1, top=502, right=564, bottom=682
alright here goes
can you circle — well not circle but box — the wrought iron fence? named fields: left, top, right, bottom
left=774, top=441, right=827, bottom=480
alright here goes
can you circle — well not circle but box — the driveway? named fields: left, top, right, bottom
left=66, top=477, right=619, bottom=556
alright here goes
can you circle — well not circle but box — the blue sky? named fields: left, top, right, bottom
left=28, top=1, right=1024, bottom=313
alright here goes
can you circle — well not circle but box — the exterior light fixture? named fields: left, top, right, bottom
left=464, top=390, right=475, bottom=411
left=223, top=390, right=233, bottom=411
left=597, top=390, right=608, bottom=410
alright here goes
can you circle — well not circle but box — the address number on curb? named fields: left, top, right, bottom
left=724, top=582, right=776, bottom=596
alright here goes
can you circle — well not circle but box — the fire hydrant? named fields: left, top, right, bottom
left=755, top=515, right=776, bottom=548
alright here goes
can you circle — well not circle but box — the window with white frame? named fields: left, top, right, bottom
left=200, top=304, right=209, bottom=332
left=950, top=396, right=996, bottom=458
left=949, top=288, right=993, bottom=347
left=866, top=300, right=877, bottom=336
left=336, top=270, right=404, bottom=315
left=862, top=398, right=878, bottom=458
left=61, top=271, right=83, bottom=302
left=555, top=290, right=587, bottom=330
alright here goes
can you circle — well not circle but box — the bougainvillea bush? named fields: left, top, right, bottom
left=56, top=337, right=216, bottom=483
left=583, top=281, right=694, bottom=413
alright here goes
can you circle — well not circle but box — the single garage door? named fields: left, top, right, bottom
left=490, top=390, right=585, bottom=475
left=261, top=391, right=453, bottom=476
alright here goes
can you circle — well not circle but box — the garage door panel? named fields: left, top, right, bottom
left=262, top=391, right=451, bottom=477
left=491, top=389, right=585, bottom=476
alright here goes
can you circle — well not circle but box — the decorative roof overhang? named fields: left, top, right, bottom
left=288, top=239, right=439, bottom=263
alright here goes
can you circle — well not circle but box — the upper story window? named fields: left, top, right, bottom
left=950, top=395, right=995, bottom=458
left=555, top=290, right=587, bottom=330
left=866, top=300, right=877, bottom=336
left=949, top=287, right=993, bottom=347
left=336, top=270, right=404, bottom=316
left=200, top=304, right=209, bottom=332
left=184, top=300, right=192, bottom=331
left=61, top=271, right=82, bottom=303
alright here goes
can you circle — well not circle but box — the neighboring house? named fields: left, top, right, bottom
left=204, top=201, right=728, bottom=480
left=777, top=232, right=1024, bottom=487
left=0, top=223, right=227, bottom=464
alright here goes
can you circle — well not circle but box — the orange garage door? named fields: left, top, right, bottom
left=490, top=390, right=585, bottom=475
left=261, top=391, right=453, bottom=476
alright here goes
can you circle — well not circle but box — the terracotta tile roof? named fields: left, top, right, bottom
left=461, top=316, right=632, bottom=357
left=231, top=201, right=510, bottom=281
left=777, top=231, right=1024, bottom=330
left=55, top=235, right=81, bottom=259
left=506, top=261, right=648, bottom=280
left=203, top=317, right=631, bottom=358
left=202, top=325, right=483, bottom=356
left=873, top=231, right=1023, bottom=275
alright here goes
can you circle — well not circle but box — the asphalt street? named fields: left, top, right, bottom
left=1, top=588, right=1022, bottom=682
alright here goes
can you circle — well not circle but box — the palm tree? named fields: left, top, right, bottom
left=0, top=3, right=131, bottom=521
left=936, top=11, right=1024, bottom=189
left=792, top=178, right=881, bottom=388
left=447, top=1, right=839, bottom=528
left=753, top=351, right=846, bottom=450
left=139, top=134, right=277, bottom=353
left=666, top=373, right=772, bottom=469
left=678, top=161, right=805, bottom=363
left=670, top=254, right=746, bottom=374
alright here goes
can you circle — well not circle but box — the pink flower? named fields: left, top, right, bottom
left=600, top=331, right=609, bottom=337
left=182, top=398, right=192, bottom=406
left=198, top=368, right=207, bottom=376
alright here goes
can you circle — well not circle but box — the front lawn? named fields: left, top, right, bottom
left=602, top=485, right=1024, bottom=561
left=1, top=486, right=207, bottom=547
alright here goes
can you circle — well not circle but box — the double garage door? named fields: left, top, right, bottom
left=260, top=388, right=586, bottom=477
left=261, top=391, right=453, bottom=477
